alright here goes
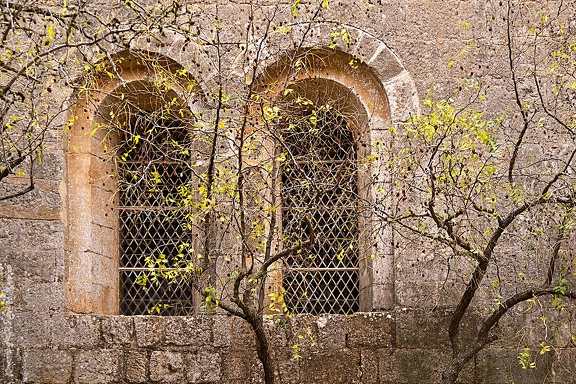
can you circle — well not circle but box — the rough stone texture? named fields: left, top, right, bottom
left=347, top=313, right=394, bottom=349
left=74, top=350, right=121, bottom=384
left=124, top=350, right=148, bottom=383
left=51, top=315, right=100, bottom=349
left=22, top=350, right=72, bottom=384
left=149, top=351, right=186, bottom=383
left=1, top=0, right=575, bottom=383
left=299, top=348, right=359, bottom=384
left=186, top=350, right=222, bottom=383
left=100, top=316, right=134, bottom=347
left=164, top=316, right=212, bottom=346
left=134, top=316, right=164, bottom=347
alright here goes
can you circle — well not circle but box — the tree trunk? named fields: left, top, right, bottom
left=440, top=364, right=462, bottom=384
left=249, top=315, right=275, bottom=384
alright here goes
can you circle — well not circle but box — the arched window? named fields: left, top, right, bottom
left=254, top=47, right=402, bottom=313
left=281, top=103, right=360, bottom=314
left=65, top=51, right=203, bottom=315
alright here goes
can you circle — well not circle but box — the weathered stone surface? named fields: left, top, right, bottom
left=265, top=317, right=289, bottom=348
left=100, top=316, right=134, bottom=346
left=230, top=316, right=256, bottom=348
left=378, top=348, right=449, bottom=384
left=274, top=347, right=300, bottom=384
left=299, top=348, right=359, bottom=384
left=124, top=350, right=148, bottom=383
left=315, top=315, right=346, bottom=350
left=186, top=349, right=222, bottom=383
left=51, top=315, right=99, bottom=348
left=221, top=350, right=253, bottom=381
left=164, top=316, right=212, bottom=346
left=11, top=311, right=52, bottom=348
left=396, top=309, right=450, bottom=348
left=22, top=349, right=72, bottom=384
left=476, top=348, right=553, bottom=384
left=150, top=351, right=186, bottom=383
left=347, top=313, right=394, bottom=349
left=369, top=45, right=405, bottom=82
left=12, top=251, right=58, bottom=282
left=212, top=315, right=232, bottom=348
left=19, top=282, right=63, bottom=313
left=74, top=349, right=121, bottom=384
left=1, top=2, right=576, bottom=384
left=134, top=316, right=164, bottom=347
left=359, top=348, right=379, bottom=384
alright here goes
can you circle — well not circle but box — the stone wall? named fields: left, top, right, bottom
left=1, top=0, right=576, bottom=383
left=3, top=311, right=573, bottom=384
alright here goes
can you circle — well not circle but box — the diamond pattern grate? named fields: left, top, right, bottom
left=281, top=108, right=359, bottom=315
left=118, top=114, right=195, bottom=315
left=120, top=270, right=195, bottom=315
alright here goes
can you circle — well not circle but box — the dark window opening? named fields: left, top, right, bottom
left=281, top=107, right=360, bottom=315
left=118, top=113, right=195, bottom=315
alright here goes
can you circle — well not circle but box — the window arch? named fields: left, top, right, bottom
left=65, top=51, right=203, bottom=315
left=255, top=48, right=395, bottom=312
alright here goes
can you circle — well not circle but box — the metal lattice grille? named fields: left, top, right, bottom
left=118, top=114, right=195, bottom=315
left=281, top=108, right=359, bottom=315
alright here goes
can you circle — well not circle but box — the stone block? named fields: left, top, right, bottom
left=274, top=347, right=300, bottom=384
left=383, top=71, right=420, bottom=124
left=368, top=46, right=405, bottom=82
left=20, top=282, right=62, bottom=313
left=13, top=251, right=57, bottom=282
left=551, top=348, right=576, bottom=380
left=289, top=314, right=318, bottom=356
left=265, top=317, right=289, bottom=348
left=221, top=350, right=253, bottom=381
left=315, top=315, right=346, bottom=350
left=164, top=316, right=212, bottom=346
left=91, top=282, right=117, bottom=315
left=22, top=349, right=72, bottom=384
left=124, top=350, right=148, bottom=383
left=359, top=348, right=379, bottom=384
left=212, top=314, right=232, bottom=348
left=394, top=280, right=438, bottom=308
left=90, top=253, right=116, bottom=290
left=11, top=311, right=52, bottom=348
left=0, top=348, right=8, bottom=383
left=346, top=313, right=393, bottom=349
left=100, top=316, right=134, bottom=346
left=378, top=348, right=449, bottom=384
left=0, top=182, right=60, bottom=220
left=230, top=316, right=256, bottom=348
left=352, top=34, right=382, bottom=64
left=150, top=351, right=186, bottom=383
left=299, top=348, right=359, bottom=384
left=396, top=309, right=450, bottom=348
left=51, top=315, right=100, bottom=348
left=0, top=219, right=24, bottom=254
left=476, top=347, right=553, bottom=384
left=33, top=151, right=64, bottom=180
left=90, top=184, right=117, bottom=229
left=74, top=349, right=122, bottom=384
left=90, top=223, right=116, bottom=258
left=134, top=316, right=164, bottom=347
left=186, top=349, right=222, bottom=383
